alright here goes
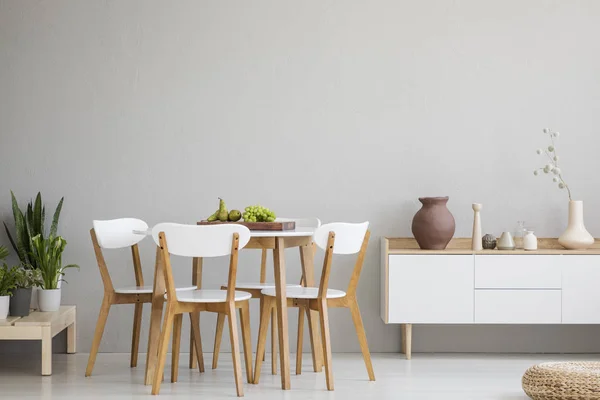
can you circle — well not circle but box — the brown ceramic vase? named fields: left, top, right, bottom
left=411, top=196, right=456, bottom=250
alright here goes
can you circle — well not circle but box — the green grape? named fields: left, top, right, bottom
left=242, top=204, right=276, bottom=222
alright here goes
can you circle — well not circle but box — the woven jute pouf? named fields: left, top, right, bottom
left=522, top=362, right=600, bottom=400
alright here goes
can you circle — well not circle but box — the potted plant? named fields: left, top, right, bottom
left=29, top=234, right=79, bottom=312
left=9, top=267, right=42, bottom=317
left=0, top=262, right=17, bottom=319
left=3, top=192, right=64, bottom=309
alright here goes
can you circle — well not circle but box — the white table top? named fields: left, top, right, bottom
left=133, top=227, right=316, bottom=238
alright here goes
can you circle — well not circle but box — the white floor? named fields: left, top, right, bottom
left=0, top=352, right=598, bottom=399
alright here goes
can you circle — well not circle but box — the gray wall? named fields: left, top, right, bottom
left=1, top=0, right=600, bottom=355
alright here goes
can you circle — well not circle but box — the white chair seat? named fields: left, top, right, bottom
left=227, top=282, right=303, bottom=290
left=261, top=286, right=346, bottom=299
left=168, top=289, right=252, bottom=303
left=115, top=285, right=197, bottom=294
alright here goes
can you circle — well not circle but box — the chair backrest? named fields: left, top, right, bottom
left=152, top=223, right=251, bottom=258
left=313, top=222, right=369, bottom=255
left=276, top=217, right=321, bottom=228
left=93, top=218, right=148, bottom=249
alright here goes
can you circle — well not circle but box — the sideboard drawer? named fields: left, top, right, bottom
left=474, top=290, right=562, bottom=323
left=475, top=255, right=561, bottom=289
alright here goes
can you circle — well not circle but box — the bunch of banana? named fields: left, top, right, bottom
left=207, top=198, right=242, bottom=222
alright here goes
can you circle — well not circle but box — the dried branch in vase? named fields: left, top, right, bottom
left=532, top=128, right=572, bottom=201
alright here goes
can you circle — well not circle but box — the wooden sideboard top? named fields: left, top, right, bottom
left=383, top=237, right=600, bottom=255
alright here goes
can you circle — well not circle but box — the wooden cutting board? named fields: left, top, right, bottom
left=198, top=220, right=296, bottom=231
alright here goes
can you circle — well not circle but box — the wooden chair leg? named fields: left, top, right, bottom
left=349, top=301, right=375, bottom=381
left=85, top=296, right=111, bottom=377
left=306, top=306, right=322, bottom=372
left=239, top=302, right=253, bottom=383
left=189, top=313, right=205, bottom=373
left=189, top=313, right=203, bottom=370
left=260, top=297, right=265, bottom=362
left=145, top=292, right=165, bottom=385
left=254, top=296, right=272, bottom=384
left=151, top=307, right=175, bottom=395
left=227, top=304, right=244, bottom=397
left=171, top=314, right=183, bottom=383
left=271, top=307, right=278, bottom=375
left=319, top=301, right=334, bottom=391
left=130, top=303, right=143, bottom=368
left=296, top=306, right=305, bottom=375
left=212, top=313, right=226, bottom=369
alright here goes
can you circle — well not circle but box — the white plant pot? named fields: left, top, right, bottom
left=32, top=279, right=62, bottom=311
left=558, top=200, right=595, bottom=250
left=38, top=289, right=61, bottom=312
left=30, top=286, right=40, bottom=310
left=0, top=296, right=10, bottom=319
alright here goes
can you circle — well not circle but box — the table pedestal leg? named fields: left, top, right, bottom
left=273, top=238, right=291, bottom=390
left=190, top=257, right=203, bottom=371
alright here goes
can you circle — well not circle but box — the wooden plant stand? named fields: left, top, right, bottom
left=0, top=305, right=76, bottom=375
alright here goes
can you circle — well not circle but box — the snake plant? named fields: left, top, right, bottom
left=29, top=234, right=79, bottom=290
left=3, top=191, right=63, bottom=269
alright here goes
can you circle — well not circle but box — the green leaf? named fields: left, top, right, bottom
left=41, top=206, right=46, bottom=236
left=10, top=191, right=20, bottom=229
left=3, top=222, right=18, bottom=254
left=14, top=206, right=29, bottom=265
left=26, top=202, right=34, bottom=235
left=50, top=197, right=64, bottom=237
left=33, top=192, right=43, bottom=236
left=0, top=246, right=8, bottom=260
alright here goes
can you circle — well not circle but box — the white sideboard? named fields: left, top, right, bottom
left=381, top=237, right=600, bottom=359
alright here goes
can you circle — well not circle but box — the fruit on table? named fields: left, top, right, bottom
left=243, top=205, right=276, bottom=222
left=217, top=198, right=228, bottom=222
left=228, top=210, right=242, bottom=222
left=207, top=210, right=219, bottom=222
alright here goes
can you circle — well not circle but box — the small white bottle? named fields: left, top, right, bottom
left=523, top=230, right=538, bottom=251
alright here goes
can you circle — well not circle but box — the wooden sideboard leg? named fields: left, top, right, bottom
left=67, top=319, right=76, bottom=354
left=401, top=324, right=412, bottom=360
left=42, top=326, right=52, bottom=375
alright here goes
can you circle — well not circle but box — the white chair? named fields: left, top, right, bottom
left=151, top=223, right=253, bottom=397
left=85, top=218, right=198, bottom=377
left=212, top=218, right=322, bottom=375
left=254, top=222, right=375, bottom=390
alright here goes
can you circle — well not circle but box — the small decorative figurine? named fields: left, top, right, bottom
left=471, top=203, right=483, bottom=250
left=482, top=234, right=497, bottom=250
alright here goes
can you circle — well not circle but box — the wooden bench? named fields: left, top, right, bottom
left=0, top=305, right=76, bottom=375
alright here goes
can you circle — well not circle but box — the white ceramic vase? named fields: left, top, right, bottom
left=523, top=231, right=538, bottom=251
left=558, top=201, right=594, bottom=250
left=0, top=295, right=9, bottom=319
left=497, top=232, right=515, bottom=250
left=38, top=289, right=61, bottom=312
